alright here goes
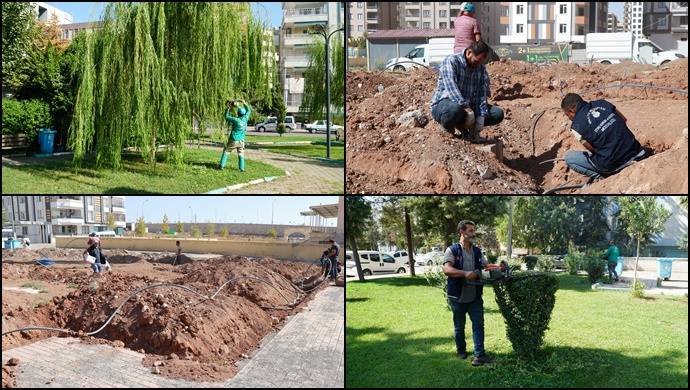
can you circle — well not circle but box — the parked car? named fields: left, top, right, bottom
left=553, top=254, right=566, bottom=269
left=387, top=250, right=409, bottom=265
left=415, top=250, right=444, bottom=266
left=305, top=120, right=343, bottom=134
left=256, top=116, right=295, bottom=133
left=345, top=250, right=408, bottom=277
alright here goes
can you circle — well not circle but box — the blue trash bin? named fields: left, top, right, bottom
left=615, top=257, right=623, bottom=276
left=38, top=128, right=46, bottom=146
left=40, top=129, right=56, bottom=154
left=657, top=258, right=674, bottom=280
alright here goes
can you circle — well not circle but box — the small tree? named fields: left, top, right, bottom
left=276, top=123, right=286, bottom=137
left=190, top=225, right=202, bottom=238
left=614, top=196, right=671, bottom=295
left=135, top=217, right=146, bottom=237
left=268, top=228, right=278, bottom=238
left=205, top=222, right=215, bottom=236
left=176, top=221, right=184, bottom=234
left=161, top=214, right=170, bottom=234
left=220, top=225, right=229, bottom=238
left=106, top=213, right=117, bottom=231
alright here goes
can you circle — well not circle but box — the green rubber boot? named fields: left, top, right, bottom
left=239, top=156, right=245, bottom=172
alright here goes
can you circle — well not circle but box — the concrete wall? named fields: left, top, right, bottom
left=619, top=257, right=688, bottom=273
left=57, top=237, right=328, bottom=262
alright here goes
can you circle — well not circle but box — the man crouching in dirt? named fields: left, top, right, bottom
left=431, top=40, right=504, bottom=143
left=561, top=93, right=646, bottom=180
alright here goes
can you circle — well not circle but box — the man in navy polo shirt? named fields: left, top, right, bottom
left=561, top=93, right=646, bottom=179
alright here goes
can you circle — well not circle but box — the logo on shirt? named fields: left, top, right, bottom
left=590, top=110, right=600, bottom=118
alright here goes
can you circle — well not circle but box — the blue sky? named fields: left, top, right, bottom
left=45, top=2, right=285, bottom=28
left=124, top=196, right=340, bottom=226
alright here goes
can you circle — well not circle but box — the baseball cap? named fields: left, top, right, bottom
left=464, top=3, right=475, bottom=12
left=238, top=107, right=247, bottom=116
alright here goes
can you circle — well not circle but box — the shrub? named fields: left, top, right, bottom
left=486, top=252, right=498, bottom=264
left=564, top=251, right=583, bottom=275
left=537, top=256, right=555, bottom=272
left=524, top=256, right=538, bottom=270
left=583, top=249, right=605, bottom=284
left=493, top=272, right=559, bottom=359
left=276, top=123, right=286, bottom=137
left=2, top=98, right=52, bottom=143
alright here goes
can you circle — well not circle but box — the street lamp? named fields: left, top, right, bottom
left=311, top=24, right=344, bottom=159
left=189, top=206, right=193, bottom=224
left=142, top=199, right=149, bottom=221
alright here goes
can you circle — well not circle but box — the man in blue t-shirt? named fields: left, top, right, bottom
left=561, top=93, right=646, bottom=179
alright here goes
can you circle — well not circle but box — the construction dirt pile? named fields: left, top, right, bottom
left=346, top=58, right=688, bottom=193
left=2, top=248, right=330, bottom=383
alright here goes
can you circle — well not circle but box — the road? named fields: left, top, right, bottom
left=200, top=126, right=337, bottom=137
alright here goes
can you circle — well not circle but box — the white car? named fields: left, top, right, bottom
left=387, top=250, right=409, bottom=265
left=256, top=116, right=295, bottom=133
left=415, top=250, right=444, bottom=267
left=305, top=120, right=343, bottom=134
left=345, top=250, right=408, bottom=277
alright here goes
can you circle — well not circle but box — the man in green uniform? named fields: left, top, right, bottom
left=218, top=99, right=251, bottom=171
left=602, top=240, right=620, bottom=282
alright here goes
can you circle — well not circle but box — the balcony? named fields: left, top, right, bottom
left=283, top=7, right=328, bottom=25
left=284, top=54, right=311, bottom=68
left=54, top=217, right=85, bottom=225
left=112, top=206, right=126, bottom=214
left=54, top=199, right=82, bottom=210
left=284, top=33, right=313, bottom=46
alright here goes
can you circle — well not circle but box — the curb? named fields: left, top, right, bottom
left=204, top=172, right=290, bottom=194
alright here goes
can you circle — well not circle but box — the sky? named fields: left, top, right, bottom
left=609, top=2, right=624, bottom=22
left=45, top=2, right=285, bottom=29
left=124, top=196, right=340, bottom=226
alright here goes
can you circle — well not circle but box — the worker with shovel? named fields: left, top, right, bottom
left=443, top=220, right=506, bottom=366
left=217, top=99, right=251, bottom=172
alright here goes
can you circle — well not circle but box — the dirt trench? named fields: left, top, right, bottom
left=346, top=59, right=688, bottom=194
left=2, top=248, right=329, bottom=383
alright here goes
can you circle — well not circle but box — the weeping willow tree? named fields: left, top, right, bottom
left=300, top=28, right=344, bottom=121
left=69, top=2, right=276, bottom=170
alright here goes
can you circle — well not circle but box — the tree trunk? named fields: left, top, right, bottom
left=405, top=206, right=415, bottom=277
left=348, top=234, right=365, bottom=283
left=634, top=234, right=641, bottom=286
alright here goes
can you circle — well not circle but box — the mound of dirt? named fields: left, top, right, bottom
left=2, top=254, right=328, bottom=382
left=346, top=59, right=688, bottom=193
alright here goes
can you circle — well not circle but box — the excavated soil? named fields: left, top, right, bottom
left=346, top=59, right=688, bottom=194
left=2, top=247, right=329, bottom=384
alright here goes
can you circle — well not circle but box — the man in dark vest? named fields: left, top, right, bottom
left=443, top=220, right=504, bottom=366
left=561, top=93, right=646, bottom=180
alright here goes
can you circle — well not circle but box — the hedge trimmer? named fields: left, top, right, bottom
left=467, top=261, right=512, bottom=285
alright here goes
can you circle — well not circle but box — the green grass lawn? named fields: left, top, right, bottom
left=346, top=275, right=688, bottom=388
left=1, top=148, right=285, bottom=193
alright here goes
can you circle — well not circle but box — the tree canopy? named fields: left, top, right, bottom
left=69, top=2, right=277, bottom=170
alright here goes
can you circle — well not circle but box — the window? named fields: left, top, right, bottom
left=560, top=24, right=567, bottom=33
left=423, top=10, right=430, bottom=18
left=22, top=227, right=28, bottom=235
left=439, top=10, right=446, bottom=17
left=560, top=4, right=567, bottom=14
left=517, top=5, right=524, bottom=15
left=382, top=254, right=395, bottom=263
left=516, top=24, right=524, bottom=33
left=423, top=22, right=431, bottom=28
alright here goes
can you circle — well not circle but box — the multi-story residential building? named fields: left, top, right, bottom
left=607, top=12, right=619, bottom=33
left=625, top=2, right=644, bottom=38
left=2, top=196, right=127, bottom=244
left=643, top=2, right=688, bottom=55
left=280, top=2, right=344, bottom=119
left=34, top=2, right=72, bottom=24
left=348, top=1, right=399, bottom=38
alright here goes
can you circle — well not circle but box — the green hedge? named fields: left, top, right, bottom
left=2, top=99, right=52, bottom=143
left=493, top=272, right=559, bottom=359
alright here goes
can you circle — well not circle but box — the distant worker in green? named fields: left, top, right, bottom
left=602, top=240, right=620, bottom=282
left=217, top=99, right=251, bottom=172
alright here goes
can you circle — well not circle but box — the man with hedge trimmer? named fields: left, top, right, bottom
left=443, top=220, right=508, bottom=366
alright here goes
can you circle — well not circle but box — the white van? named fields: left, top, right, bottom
left=345, top=250, right=408, bottom=277
left=94, top=230, right=117, bottom=237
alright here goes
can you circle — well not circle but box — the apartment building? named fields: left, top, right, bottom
left=2, top=196, right=127, bottom=244
left=643, top=2, right=688, bottom=55
left=280, top=2, right=344, bottom=118
left=34, top=2, right=72, bottom=24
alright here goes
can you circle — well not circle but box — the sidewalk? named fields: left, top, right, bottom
left=595, top=270, right=688, bottom=296
left=1, top=286, right=344, bottom=388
